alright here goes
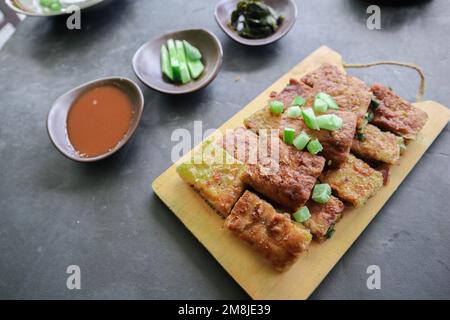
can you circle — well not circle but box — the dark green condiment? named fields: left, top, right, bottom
left=230, top=0, right=284, bottom=39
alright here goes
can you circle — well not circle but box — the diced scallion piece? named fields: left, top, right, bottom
left=307, top=139, right=323, bottom=155
left=316, top=92, right=339, bottom=110
left=316, top=114, right=343, bottom=131
left=183, top=40, right=202, bottom=60
left=365, top=110, right=374, bottom=123
left=293, top=206, right=311, bottom=223
left=313, top=97, right=328, bottom=113
left=398, top=137, right=406, bottom=154
left=291, top=96, right=306, bottom=107
left=326, top=225, right=336, bottom=239
left=269, top=100, right=284, bottom=114
left=160, top=44, right=174, bottom=81
left=302, top=108, right=320, bottom=130
left=312, top=183, right=332, bottom=204
left=370, top=98, right=380, bottom=109
left=293, top=132, right=311, bottom=150
left=357, top=132, right=365, bottom=141
left=287, top=106, right=302, bottom=118
left=283, top=127, right=296, bottom=145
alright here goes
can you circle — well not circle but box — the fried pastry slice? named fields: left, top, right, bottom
left=176, top=140, right=245, bottom=217
left=351, top=124, right=402, bottom=164
left=301, top=63, right=372, bottom=119
left=280, top=110, right=357, bottom=167
left=218, top=128, right=325, bottom=212
left=244, top=107, right=281, bottom=133
left=225, top=191, right=312, bottom=271
left=371, top=83, right=428, bottom=139
left=303, top=196, right=345, bottom=241
left=320, top=154, right=383, bottom=207
left=269, top=79, right=315, bottom=109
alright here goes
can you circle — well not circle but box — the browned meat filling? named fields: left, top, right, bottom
left=301, top=63, right=372, bottom=119
left=371, top=83, right=428, bottom=140
left=280, top=110, right=357, bottom=167
left=218, top=128, right=325, bottom=212
left=303, top=196, right=345, bottom=241
left=225, top=191, right=312, bottom=271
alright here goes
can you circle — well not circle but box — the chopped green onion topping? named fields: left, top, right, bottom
left=312, top=183, right=332, bottom=204
left=269, top=100, right=284, bottom=114
left=313, top=98, right=328, bottom=113
left=326, top=225, right=336, bottom=239
left=398, top=137, right=406, bottom=154
left=287, top=106, right=302, bottom=118
left=365, top=110, right=375, bottom=123
left=293, top=206, right=311, bottom=223
left=370, top=98, right=380, bottom=109
left=356, top=132, right=365, bottom=141
left=293, top=132, right=311, bottom=150
left=316, top=114, right=343, bottom=131
left=283, top=127, right=296, bottom=145
left=292, top=96, right=306, bottom=107
left=302, top=108, right=320, bottom=130
left=316, top=92, right=339, bottom=110
left=307, top=139, right=323, bottom=155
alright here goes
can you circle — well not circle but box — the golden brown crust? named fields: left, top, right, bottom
left=371, top=83, right=428, bottom=139
left=351, top=124, right=401, bottom=164
left=301, top=63, right=372, bottom=119
left=280, top=110, right=357, bottom=168
left=320, top=154, right=383, bottom=207
left=225, top=191, right=312, bottom=271
left=269, top=80, right=315, bottom=109
left=176, top=141, right=246, bottom=217
left=218, top=128, right=325, bottom=212
left=303, top=196, right=345, bottom=241
left=244, top=108, right=282, bottom=133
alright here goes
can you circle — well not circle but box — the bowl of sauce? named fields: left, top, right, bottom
left=47, top=77, right=144, bottom=162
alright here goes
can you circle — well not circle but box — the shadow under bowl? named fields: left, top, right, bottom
left=47, top=77, right=144, bottom=163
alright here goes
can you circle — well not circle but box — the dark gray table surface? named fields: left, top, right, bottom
left=1, top=0, right=449, bottom=300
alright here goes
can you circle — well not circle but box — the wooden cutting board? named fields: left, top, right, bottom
left=152, top=46, right=450, bottom=300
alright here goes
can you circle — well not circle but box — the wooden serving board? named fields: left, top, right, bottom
left=152, top=46, right=450, bottom=300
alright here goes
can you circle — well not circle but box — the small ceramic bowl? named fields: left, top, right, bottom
left=132, top=29, right=223, bottom=95
left=6, top=0, right=105, bottom=17
left=47, top=77, right=144, bottom=163
left=214, top=0, right=297, bottom=46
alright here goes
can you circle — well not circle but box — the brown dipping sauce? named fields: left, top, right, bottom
left=67, top=85, right=134, bottom=158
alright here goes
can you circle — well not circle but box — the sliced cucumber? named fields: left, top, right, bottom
left=167, top=39, right=181, bottom=82
left=175, top=40, right=192, bottom=84
left=160, top=44, right=173, bottom=81
left=187, top=59, right=204, bottom=80
left=183, top=40, right=202, bottom=60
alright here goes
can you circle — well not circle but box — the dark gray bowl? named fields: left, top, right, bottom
left=132, top=29, right=223, bottom=95
left=47, top=77, right=144, bottom=163
left=215, top=0, right=297, bottom=46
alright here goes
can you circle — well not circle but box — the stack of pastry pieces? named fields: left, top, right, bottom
left=177, top=63, right=428, bottom=271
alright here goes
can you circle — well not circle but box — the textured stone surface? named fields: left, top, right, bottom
left=0, top=0, right=449, bottom=299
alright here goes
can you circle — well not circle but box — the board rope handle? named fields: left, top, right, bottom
left=343, top=61, right=425, bottom=102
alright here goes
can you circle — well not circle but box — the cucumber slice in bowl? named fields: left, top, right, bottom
left=167, top=39, right=181, bottom=82
left=175, top=40, right=192, bottom=84
left=160, top=44, right=174, bottom=81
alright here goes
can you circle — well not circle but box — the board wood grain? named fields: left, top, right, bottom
left=152, top=46, right=450, bottom=300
